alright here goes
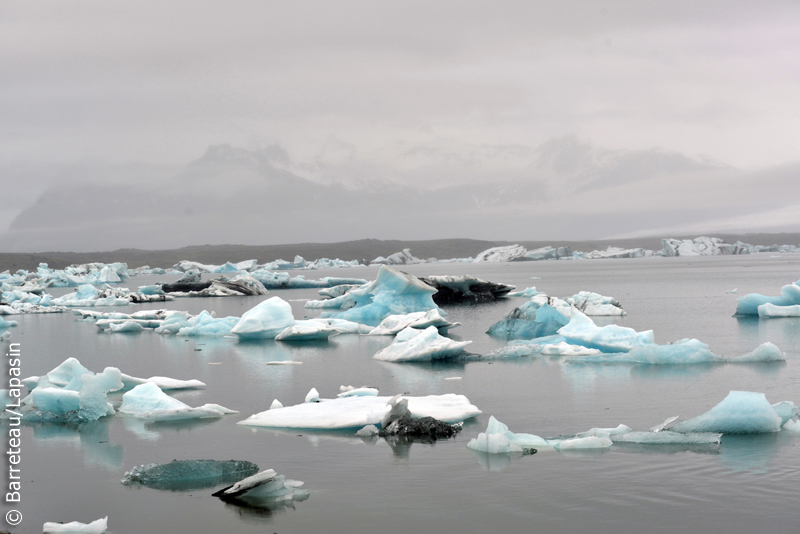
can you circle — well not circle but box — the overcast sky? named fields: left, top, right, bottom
left=2, top=1, right=800, bottom=249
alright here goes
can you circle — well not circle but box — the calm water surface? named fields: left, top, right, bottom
left=5, top=254, right=800, bottom=533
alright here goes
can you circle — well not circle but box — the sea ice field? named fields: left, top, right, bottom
left=3, top=253, right=800, bottom=533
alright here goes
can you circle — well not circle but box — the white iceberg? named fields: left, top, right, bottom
left=119, top=382, right=237, bottom=421
left=43, top=516, right=108, bottom=533
left=230, top=297, right=296, bottom=339
left=372, top=326, right=471, bottom=362
left=238, top=393, right=481, bottom=430
left=368, top=309, right=459, bottom=335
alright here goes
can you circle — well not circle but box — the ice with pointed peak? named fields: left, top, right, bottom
left=231, top=296, right=296, bottom=339
left=671, top=391, right=783, bottom=434
left=324, top=265, right=442, bottom=326
left=558, top=309, right=654, bottom=352
left=119, top=382, right=237, bottom=421
left=43, top=516, right=108, bottom=533
left=239, top=393, right=481, bottom=430
left=466, top=416, right=552, bottom=454
left=119, top=374, right=205, bottom=391
left=305, top=388, right=320, bottom=403
left=270, top=399, right=283, bottom=409
left=373, top=326, right=471, bottom=362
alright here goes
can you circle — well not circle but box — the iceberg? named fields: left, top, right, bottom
left=474, top=245, right=528, bottom=262
left=487, top=300, right=570, bottom=340
left=275, top=323, right=337, bottom=341
left=566, top=291, right=626, bottom=316
left=372, top=326, right=471, bottom=362
left=368, top=309, right=459, bottom=335
left=371, top=248, right=424, bottom=265
left=121, top=459, right=259, bottom=490
left=230, top=296, right=296, bottom=339
left=541, top=342, right=601, bottom=356
left=558, top=309, right=653, bottom=352
left=735, top=281, right=800, bottom=316
left=119, top=382, right=238, bottom=421
left=324, top=265, right=442, bottom=326
left=43, top=517, right=108, bottom=533
left=239, top=393, right=481, bottom=430
left=672, top=391, right=784, bottom=434
left=25, top=365, right=122, bottom=423
left=466, top=416, right=552, bottom=454
left=561, top=340, right=784, bottom=365
left=212, top=469, right=310, bottom=507
left=419, top=275, right=514, bottom=304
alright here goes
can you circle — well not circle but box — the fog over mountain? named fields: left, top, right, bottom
left=4, top=136, right=798, bottom=252
left=3, top=2, right=799, bottom=251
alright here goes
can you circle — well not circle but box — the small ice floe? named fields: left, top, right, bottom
left=507, top=286, right=539, bottom=298
left=444, top=377, right=463, bottom=381
left=540, top=342, right=601, bottom=357
left=43, top=516, right=108, bottom=533
left=212, top=469, right=309, bottom=507
left=119, top=374, right=206, bottom=391
left=473, top=345, right=538, bottom=360
left=372, top=326, right=471, bottom=362
left=239, top=392, right=481, bottom=430
left=121, top=459, right=259, bottom=491
left=274, top=322, right=337, bottom=341
left=119, top=383, right=238, bottom=421
left=367, top=309, right=459, bottom=336
left=727, top=288, right=738, bottom=294
left=264, top=361, right=302, bottom=365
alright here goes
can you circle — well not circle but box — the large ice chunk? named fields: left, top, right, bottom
left=230, top=297, right=296, bottom=339
left=324, top=265, right=441, bottom=326
left=239, top=393, right=481, bottom=430
left=558, top=309, right=654, bottom=352
left=372, top=326, right=471, bottom=362
left=671, top=391, right=783, bottom=434
left=121, top=459, right=259, bottom=490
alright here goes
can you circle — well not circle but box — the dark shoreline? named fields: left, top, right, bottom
left=1, top=232, right=799, bottom=272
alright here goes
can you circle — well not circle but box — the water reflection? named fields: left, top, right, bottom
left=717, top=433, right=781, bottom=474
left=26, top=418, right=124, bottom=469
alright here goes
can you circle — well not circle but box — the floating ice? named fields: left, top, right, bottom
left=611, top=431, right=721, bottom=444
left=735, top=281, right=800, bottom=316
left=671, top=391, right=783, bottom=434
left=367, top=309, right=459, bottom=335
left=466, top=416, right=551, bottom=454
left=275, top=322, right=337, bottom=341
left=212, top=469, right=310, bottom=507
left=474, top=245, right=528, bottom=262
left=566, top=291, right=626, bottom=316
left=239, top=393, right=481, bottom=430
left=324, top=265, right=442, bottom=326
left=372, top=326, right=471, bottom=362
left=230, top=297, right=296, bottom=339
left=119, top=383, right=237, bottom=421
left=108, top=321, right=144, bottom=333
left=43, top=516, right=108, bottom=533
left=419, top=275, right=514, bottom=304
left=337, top=386, right=379, bottom=398
left=507, top=286, right=539, bottom=297
left=757, top=303, right=800, bottom=318
left=540, top=342, right=601, bottom=356
left=558, top=309, right=653, bottom=352
left=0, top=316, right=18, bottom=329
left=121, top=459, right=259, bottom=490
left=562, top=340, right=784, bottom=365
left=486, top=301, right=570, bottom=340
left=119, top=374, right=205, bottom=391
left=371, top=248, right=424, bottom=265
left=27, top=366, right=122, bottom=422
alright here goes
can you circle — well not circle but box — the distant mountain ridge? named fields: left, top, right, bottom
left=2, top=137, right=794, bottom=252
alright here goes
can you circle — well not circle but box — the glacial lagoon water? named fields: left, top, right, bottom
left=5, top=253, right=800, bottom=533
